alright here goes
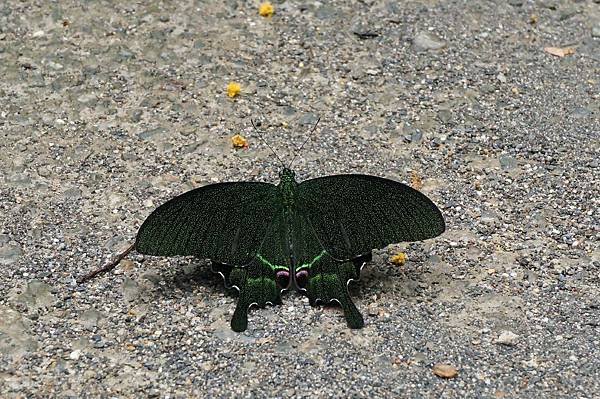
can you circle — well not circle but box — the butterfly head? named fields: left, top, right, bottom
left=279, top=167, right=296, bottom=182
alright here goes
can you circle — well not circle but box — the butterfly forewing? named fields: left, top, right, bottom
left=135, top=182, right=281, bottom=265
left=297, top=174, right=445, bottom=260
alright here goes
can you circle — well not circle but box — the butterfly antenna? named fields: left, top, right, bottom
left=288, top=116, right=320, bottom=169
left=251, top=119, right=285, bottom=167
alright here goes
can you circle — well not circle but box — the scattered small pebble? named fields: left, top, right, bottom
left=496, top=331, right=520, bottom=346
left=0, top=0, right=597, bottom=397
left=412, top=31, right=447, bottom=51
left=433, top=363, right=459, bottom=378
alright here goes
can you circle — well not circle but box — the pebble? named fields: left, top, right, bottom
left=499, top=156, right=517, bottom=170
left=368, top=303, right=380, bottom=316
left=433, top=363, right=459, bottom=378
left=412, top=31, right=447, bottom=51
left=69, top=349, right=82, bottom=360
left=122, top=277, right=142, bottom=302
left=80, top=309, right=105, bottom=329
left=138, top=127, right=167, bottom=141
left=13, top=280, right=56, bottom=310
left=0, top=306, right=39, bottom=356
left=0, top=241, right=23, bottom=265
left=496, top=331, right=520, bottom=346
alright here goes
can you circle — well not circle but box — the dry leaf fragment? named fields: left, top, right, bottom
left=231, top=134, right=248, bottom=149
left=259, top=2, right=275, bottom=17
left=120, top=259, right=135, bottom=271
left=227, top=82, right=241, bottom=98
left=410, top=171, right=423, bottom=189
left=433, top=363, right=458, bottom=378
left=543, top=47, right=575, bottom=57
left=390, top=252, right=408, bottom=266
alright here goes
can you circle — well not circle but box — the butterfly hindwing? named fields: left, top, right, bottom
left=292, top=213, right=371, bottom=328
left=135, top=182, right=281, bottom=265
left=297, top=174, right=445, bottom=260
left=213, top=210, right=292, bottom=331
left=300, top=252, right=366, bottom=328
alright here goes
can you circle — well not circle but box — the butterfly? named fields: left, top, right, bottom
left=78, top=119, right=445, bottom=331
left=130, top=166, right=445, bottom=331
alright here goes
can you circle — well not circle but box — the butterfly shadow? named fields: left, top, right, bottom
left=152, top=258, right=238, bottom=298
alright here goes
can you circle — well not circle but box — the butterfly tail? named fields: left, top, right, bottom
left=304, top=254, right=365, bottom=329
left=227, top=257, right=283, bottom=332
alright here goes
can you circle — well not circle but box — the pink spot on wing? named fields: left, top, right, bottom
left=276, top=270, right=290, bottom=288
left=295, top=270, right=309, bottom=289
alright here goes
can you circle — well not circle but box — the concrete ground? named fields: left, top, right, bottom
left=1, top=0, right=599, bottom=397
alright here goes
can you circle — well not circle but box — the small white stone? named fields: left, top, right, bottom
left=69, top=349, right=82, bottom=360
left=496, top=330, right=519, bottom=346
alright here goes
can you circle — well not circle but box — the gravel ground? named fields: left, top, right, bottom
left=1, top=0, right=599, bottom=398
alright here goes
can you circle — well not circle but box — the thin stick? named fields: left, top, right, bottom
left=77, top=243, right=135, bottom=284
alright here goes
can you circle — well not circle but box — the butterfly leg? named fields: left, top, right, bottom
left=303, top=256, right=365, bottom=329
left=224, top=258, right=284, bottom=332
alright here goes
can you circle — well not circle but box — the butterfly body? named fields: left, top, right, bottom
left=135, top=167, right=445, bottom=331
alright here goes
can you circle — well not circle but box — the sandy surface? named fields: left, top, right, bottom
left=1, top=0, right=599, bottom=397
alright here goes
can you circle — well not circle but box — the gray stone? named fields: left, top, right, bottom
left=572, top=107, right=591, bottom=119
left=0, top=242, right=22, bottom=265
left=540, top=0, right=559, bottom=10
left=298, top=112, right=320, bottom=126
left=413, top=31, right=447, bottom=51
left=496, top=330, right=519, bottom=346
left=122, top=277, right=142, bottom=302
left=558, top=7, right=578, bottom=21
left=14, top=280, right=56, bottom=310
left=77, top=93, right=98, bottom=106
left=80, top=308, right=105, bottom=329
left=410, top=129, right=423, bottom=143
left=499, top=156, right=517, bottom=170
left=437, top=109, right=452, bottom=123
left=131, top=109, right=143, bottom=122
left=0, top=305, right=39, bottom=357
left=63, top=187, right=82, bottom=199
left=138, top=127, right=167, bottom=140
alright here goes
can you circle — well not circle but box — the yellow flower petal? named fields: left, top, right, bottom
left=390, top=252, right=407, bottom=266
left=259, top=2, right=274, bottom=17
left=231, top=134, right=248, bottom=149
left=227, top=82, right=241, bottom=98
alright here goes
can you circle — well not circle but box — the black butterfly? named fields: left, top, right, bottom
left=130, top=166, right=445, bottom=331
left=79, top=119, right=445, bottom=331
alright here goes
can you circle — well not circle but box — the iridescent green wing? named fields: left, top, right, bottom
left=293, top=174, right=444, bottom=329
left=135, top=182, right=280, bottom=266
left=212, top=210, right=292, bottom=332
left=297, top=174, right=445, bottom=261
